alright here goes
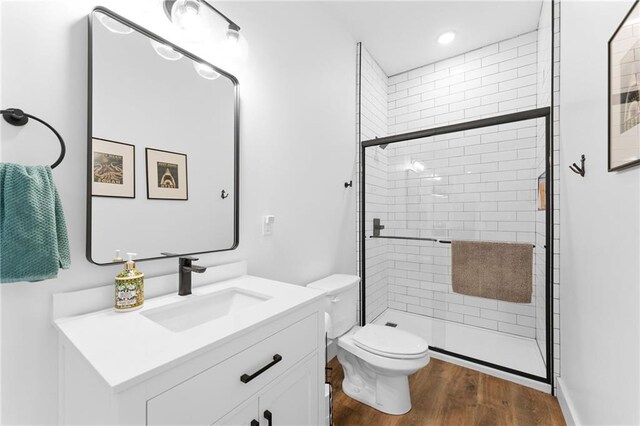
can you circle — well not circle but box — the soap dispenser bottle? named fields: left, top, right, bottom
left=112, top=249, right=124, bottom=263
left=115, top=252, right=144, bottom=312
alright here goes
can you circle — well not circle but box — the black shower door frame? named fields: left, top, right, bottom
left=359, top=107, right=553, bottom=386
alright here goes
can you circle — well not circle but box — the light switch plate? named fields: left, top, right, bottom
left=262, top=215, right=275, bottom=236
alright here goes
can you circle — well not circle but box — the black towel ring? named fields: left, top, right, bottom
left=1, top=108, right=66, bottom=169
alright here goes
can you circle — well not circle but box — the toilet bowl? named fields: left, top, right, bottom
left=307, top=275, right=430, bottom=415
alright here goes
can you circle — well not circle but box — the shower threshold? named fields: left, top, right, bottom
left=372, top=309, right=551, bottom=393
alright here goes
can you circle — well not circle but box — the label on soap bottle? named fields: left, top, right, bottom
left=115, top=272, right=144, bottom=312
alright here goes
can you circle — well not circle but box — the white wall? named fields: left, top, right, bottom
left=0, top=1, right=357, bottom=424
left=560, top=1, right=640, bottom=424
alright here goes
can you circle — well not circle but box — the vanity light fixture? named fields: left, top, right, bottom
left=226, top=26, right=240, bottom=43
left=97, top=13, right=134, bottom=35
left=437, top=31, right=456, bottom=45
left=193, top=62, right=220, bottom=80
left=149, top=39, right=184, bottom=61
left=163, top=0, right=241, bottom=43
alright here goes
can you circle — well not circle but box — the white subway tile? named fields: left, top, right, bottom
left=464, top=315, right=498, bottom=330
left=407, top=63, right=435, bottom=80
left=482, top=48, right=518, bottom=67
left=464, top=44, right=499, bottom=62
left=498, top=323, right=535, bottom=338
left=465, top=64, right=499, bottom=81
left=449, top=303, right=481, bottom=316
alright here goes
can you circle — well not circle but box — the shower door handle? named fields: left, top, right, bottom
left=373, top=218, right=385, bottom=236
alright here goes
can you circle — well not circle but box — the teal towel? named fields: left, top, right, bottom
left=0, top=163, right=70, bottom=283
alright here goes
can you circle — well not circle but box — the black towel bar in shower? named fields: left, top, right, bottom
left=368, top=235, right=534, bottom=247
left=369, top=235, right=438, bottom=242
left=1, top=108, right=66, bottom=169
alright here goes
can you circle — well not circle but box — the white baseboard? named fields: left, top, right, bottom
left=557, top=377, right=579, bottom=425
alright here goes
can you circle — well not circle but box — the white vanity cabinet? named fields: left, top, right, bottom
left=216, top=354, right=319, bottom=426
left=145, top=313, right=320, bottom=425
left=54, top=269, right=326, bottom=426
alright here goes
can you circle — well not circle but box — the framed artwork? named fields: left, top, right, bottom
left=145, top=148, right=188, bottom=200
left=91, top=138, right=135, bottom=198
left=537, top=172, right=546, bottom=211
left=609, top=0, right=640, bottom=171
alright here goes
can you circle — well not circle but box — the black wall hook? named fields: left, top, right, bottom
left=221, top=190, right=229, bottom=199
left=344, top=180, right=353, bottom=188
left=569, top=154, right=586, bottom=177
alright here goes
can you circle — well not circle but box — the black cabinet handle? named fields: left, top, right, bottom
left=264, top=410, right=273, bottom=426
left=250, top=420, right=259, bottom=426
left=240, top=354, right=283, bottom=383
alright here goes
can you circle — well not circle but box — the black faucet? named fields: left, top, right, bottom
left=178, top=256, right=207, bottom=296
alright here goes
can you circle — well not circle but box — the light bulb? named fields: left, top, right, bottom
left=149, top=39, right=183, bottom=61
left=193, top=62, right=220, bottom=80
left=438, top=31, right=456, bottom=45
left=97, top=13, right=133, bottom=35
left=171, top=0, right=205, bottom=42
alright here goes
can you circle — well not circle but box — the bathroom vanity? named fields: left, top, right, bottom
left=53, top=262, right=326, bottom=425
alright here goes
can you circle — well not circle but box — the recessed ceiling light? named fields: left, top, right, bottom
left=438, top=31, right=456, bottom=45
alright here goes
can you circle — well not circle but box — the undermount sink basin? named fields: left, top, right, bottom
left=142, top=288, right=271, bottom=332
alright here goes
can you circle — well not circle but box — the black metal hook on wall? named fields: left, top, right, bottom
left=221, top=190, right=229, bottom=199
left=569, top=154, right=586, bottom=177
left=344, top=180, right=353, bottom=188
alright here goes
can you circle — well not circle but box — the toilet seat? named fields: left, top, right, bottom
left=352, top=324, right=429, bottom=359
left=337, top=327, right=430, bottom=373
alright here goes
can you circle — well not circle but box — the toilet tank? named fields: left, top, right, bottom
left=307, top=274, right=359, bottom=339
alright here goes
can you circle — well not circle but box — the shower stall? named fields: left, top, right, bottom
left=358, top=108, right=553, bottom=388
left=355, top=0, right=556, bottom=390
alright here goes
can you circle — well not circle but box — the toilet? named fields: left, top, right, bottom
left=307, top=274, right=430, bottom=415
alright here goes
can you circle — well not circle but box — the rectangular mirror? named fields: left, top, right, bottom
left=88, top=7, right=239, bottom=265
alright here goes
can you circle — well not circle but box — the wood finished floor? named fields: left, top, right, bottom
left=329, top=357, right=565, bottom=426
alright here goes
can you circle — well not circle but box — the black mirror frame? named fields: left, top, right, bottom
left=86, top=6, right=240, bottom=265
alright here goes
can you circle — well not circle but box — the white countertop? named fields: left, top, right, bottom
left=54, top=274, right=324, bottom=392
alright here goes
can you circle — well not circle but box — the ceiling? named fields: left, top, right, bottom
left=321, top=1, right=544, bottom=76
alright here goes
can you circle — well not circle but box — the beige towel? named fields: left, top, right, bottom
left=451, top=240, right=532, bottom=303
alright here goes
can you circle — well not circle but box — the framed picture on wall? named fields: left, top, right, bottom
left=91, top=138, right=135, bottom=198
left=145, top=148, right=188, bottom=200
left=609, top=0, right=640, bottom=171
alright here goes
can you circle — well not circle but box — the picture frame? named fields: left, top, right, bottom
left=91, top=138, right=135, bottom=198
left=145, top=148, right=188, bottom=200
left=609, top=0, right=640, bottom=171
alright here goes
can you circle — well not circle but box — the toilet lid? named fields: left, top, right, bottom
left=353, top=324, right=429, bottom=358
